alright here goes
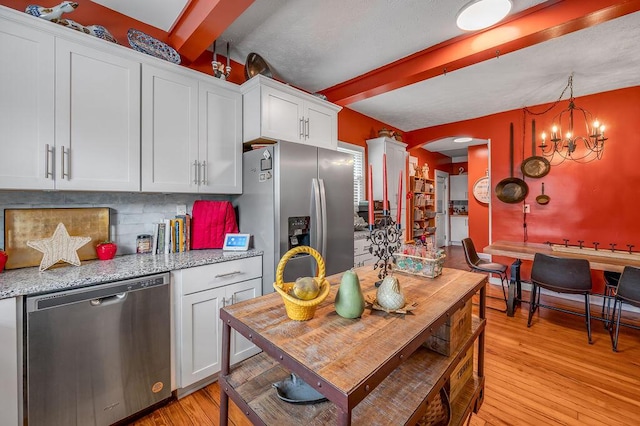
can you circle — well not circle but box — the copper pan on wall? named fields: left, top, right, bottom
left=244, top=52, right=274, bottom=80
left=495, top=123, right=529, bottom=204
left=521, top=119, right=551, bottom=178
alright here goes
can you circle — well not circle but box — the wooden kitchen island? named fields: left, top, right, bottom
left=219, top=267, right=487, bottom=425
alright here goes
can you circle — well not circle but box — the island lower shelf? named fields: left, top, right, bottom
left=220, top=317, right=485, bottom=425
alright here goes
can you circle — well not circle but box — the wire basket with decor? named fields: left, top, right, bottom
left=273, top=246, right=331, bottom=321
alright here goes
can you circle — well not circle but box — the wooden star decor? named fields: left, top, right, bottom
left=27, top=222, right=92, bottom=271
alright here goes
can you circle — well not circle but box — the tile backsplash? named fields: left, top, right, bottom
left=0, top=191, right=228, bottom=255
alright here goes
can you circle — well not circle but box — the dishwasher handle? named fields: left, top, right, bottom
left=90, top=293, right=127, bottom=307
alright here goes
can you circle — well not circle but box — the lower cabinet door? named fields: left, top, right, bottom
left=228, top=278, right=262, bottom=365
left=180, top=287, right=225, bottom=388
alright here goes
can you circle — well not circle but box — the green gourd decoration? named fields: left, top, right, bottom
left=335, top=269, right=365, bottom=318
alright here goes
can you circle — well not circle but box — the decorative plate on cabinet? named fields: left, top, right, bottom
left=127, top=29, right=181, bottom=64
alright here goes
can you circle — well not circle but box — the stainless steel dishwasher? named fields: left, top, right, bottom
left=25, top=273, right=172, bottom=426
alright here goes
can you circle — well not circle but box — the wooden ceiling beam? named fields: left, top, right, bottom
left=169, top=0, right=254, bottom=63
left=321, top=0, right=640, bottom=106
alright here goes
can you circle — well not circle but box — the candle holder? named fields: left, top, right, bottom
left=212, top=40, right=231, bottom=80
left=368, top=211, right=403, bottom=287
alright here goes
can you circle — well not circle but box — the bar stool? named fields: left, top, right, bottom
left=601, top=271, right=621, bottom=327
left=528, top=253, right=593, bottom=344
left=461, top=238, right=508, bottom=311
left=610, top=266, right=640, bottom=352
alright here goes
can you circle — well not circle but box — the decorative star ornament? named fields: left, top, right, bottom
left=27, top=222, right=92, bottom=271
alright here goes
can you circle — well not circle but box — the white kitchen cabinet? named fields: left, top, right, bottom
left=450, top=175, right=469, bottom=200
left=55, top=39, right=141, bottom=191
left=366, top=137, right=408, bottom=232
left=0, top=20, right=54, bottom=190
left=142, top=64, right=242, bottom=194
left=0, top=19, right=140, bottom=191
left=173, top=256, right=262, bottom=391
left=141, top=64, right=199, bottom=193
left=198, top=80, right=243, bottom=194
left=241, top=75, right=341, bottom=150
left=354, top=237, right=375, bottom=267
left=0, top=297, right=18, bottom=426
left=450, top=216, right=469, bottom=244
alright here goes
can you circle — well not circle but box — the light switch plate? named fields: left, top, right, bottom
left=176, top=204, right=187, bottom=215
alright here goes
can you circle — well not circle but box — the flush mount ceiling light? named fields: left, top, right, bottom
left=453, top=137, right=473, bottom=143
left=456, top=0, right=512, bottom=31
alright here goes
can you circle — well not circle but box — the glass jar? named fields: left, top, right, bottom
left=136, top=234, right=152, bottom=254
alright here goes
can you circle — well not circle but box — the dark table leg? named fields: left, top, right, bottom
left=507, top=259, right=522, bottom=317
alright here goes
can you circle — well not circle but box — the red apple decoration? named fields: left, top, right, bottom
left=0, top=250, right=7, bottom=273
left=96, top=241, right=117, bottom=260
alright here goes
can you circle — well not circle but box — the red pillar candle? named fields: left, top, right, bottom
left=368, top=164, right=374, bottom=226
left=382, top=153, right=388, bottom=211
left=397, top=171, right=402, bottom=225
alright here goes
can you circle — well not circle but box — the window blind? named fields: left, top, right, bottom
left=337, top=143, right=364, bottom=205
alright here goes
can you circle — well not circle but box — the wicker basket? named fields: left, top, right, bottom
left=416, top=387, right=451, bottom=426
left=273, top=246, right=331, bottom=321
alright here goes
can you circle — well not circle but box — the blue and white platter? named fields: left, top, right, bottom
left=127, top=29, right=181, bottom=64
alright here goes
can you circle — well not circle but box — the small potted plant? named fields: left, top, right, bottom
left=0, top=249, right=7, bottom=273
left=96, top=240, right=117, bottom=260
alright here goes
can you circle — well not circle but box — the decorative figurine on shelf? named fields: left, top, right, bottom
left=25, top=1, right=78, bottom=21
left=212, top=40, right=232, bottom=80
left=422, top=163, right=430, bottom=180
left=55, top=19, right=118, bottom=43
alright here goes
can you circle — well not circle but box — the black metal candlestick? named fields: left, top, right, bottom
left=368, top=210, right=402, bottom=286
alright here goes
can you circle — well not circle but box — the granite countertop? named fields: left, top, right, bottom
left=354, top=230, right=370, bottom=241
left=0, top=249, right=263, bottom=300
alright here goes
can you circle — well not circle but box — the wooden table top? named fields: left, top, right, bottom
left=221, top=266, right=486, bottom=397
left=484, top=240, right=640, bottom=273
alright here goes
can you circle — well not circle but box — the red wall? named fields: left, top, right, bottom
left=406, top=86, right=640, bottom=291
left=467, top=145, right=489, bottom=250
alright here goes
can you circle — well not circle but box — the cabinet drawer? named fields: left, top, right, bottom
left=180, top=256, right=262, bottom=295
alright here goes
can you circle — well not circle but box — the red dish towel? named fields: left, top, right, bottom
left=191, top=200, right=239, bottom=249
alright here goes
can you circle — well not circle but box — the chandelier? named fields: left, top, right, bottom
left=537, top=74, right=607, bottom=164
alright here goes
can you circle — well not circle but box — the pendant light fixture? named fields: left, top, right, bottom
left=456, top=0, right=512, bottom=31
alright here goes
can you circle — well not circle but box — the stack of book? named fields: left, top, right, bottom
left=152, top=214, right=191, bottom=254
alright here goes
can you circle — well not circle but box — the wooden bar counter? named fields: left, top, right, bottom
left=219, top=267, right=487, bottom=426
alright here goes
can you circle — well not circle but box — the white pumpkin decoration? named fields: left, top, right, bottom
left=376, top=275, right=405, bottom=310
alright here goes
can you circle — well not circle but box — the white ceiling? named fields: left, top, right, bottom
left=92, top=0, right=640, bottom=156
left=216, top=0, right=640, bottom=156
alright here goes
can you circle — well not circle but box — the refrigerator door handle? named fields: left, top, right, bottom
left=311, top=178, right=323, bottom=253
left=318, top=178, right=328, bottom=258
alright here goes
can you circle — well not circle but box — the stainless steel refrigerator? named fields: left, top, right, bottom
left=235, top=141, right=354, bottom=295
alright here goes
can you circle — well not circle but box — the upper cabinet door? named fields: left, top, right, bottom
left=55, top=39, right=141, bottom=191
left=304, top=100, right=337, bottom=150
left=141, top=64, right=199, bottom=193
left=260, top=85, right=304, bottom=142
left=0, top=21, right=55, bottom=190
left=198, top=81, right=242, bottom=194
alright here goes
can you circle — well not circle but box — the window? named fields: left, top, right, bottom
left=337, top=142, right=364, bottom=205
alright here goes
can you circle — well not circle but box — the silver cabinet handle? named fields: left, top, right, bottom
left=60, top=146, right=70, bottom=180
left=193, top=160, right=199, bottom=184
left=215, top=270, right=241, bottom=278
left=305, top=118, right=310, bottom=139
left=299, top=117, right=305, bottom=138
left=200, top=160, right=207, bottom=186
left=44, top=144, right=54, bottom=179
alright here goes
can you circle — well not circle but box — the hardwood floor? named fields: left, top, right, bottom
left=132, top=246, right=640, bottom=425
